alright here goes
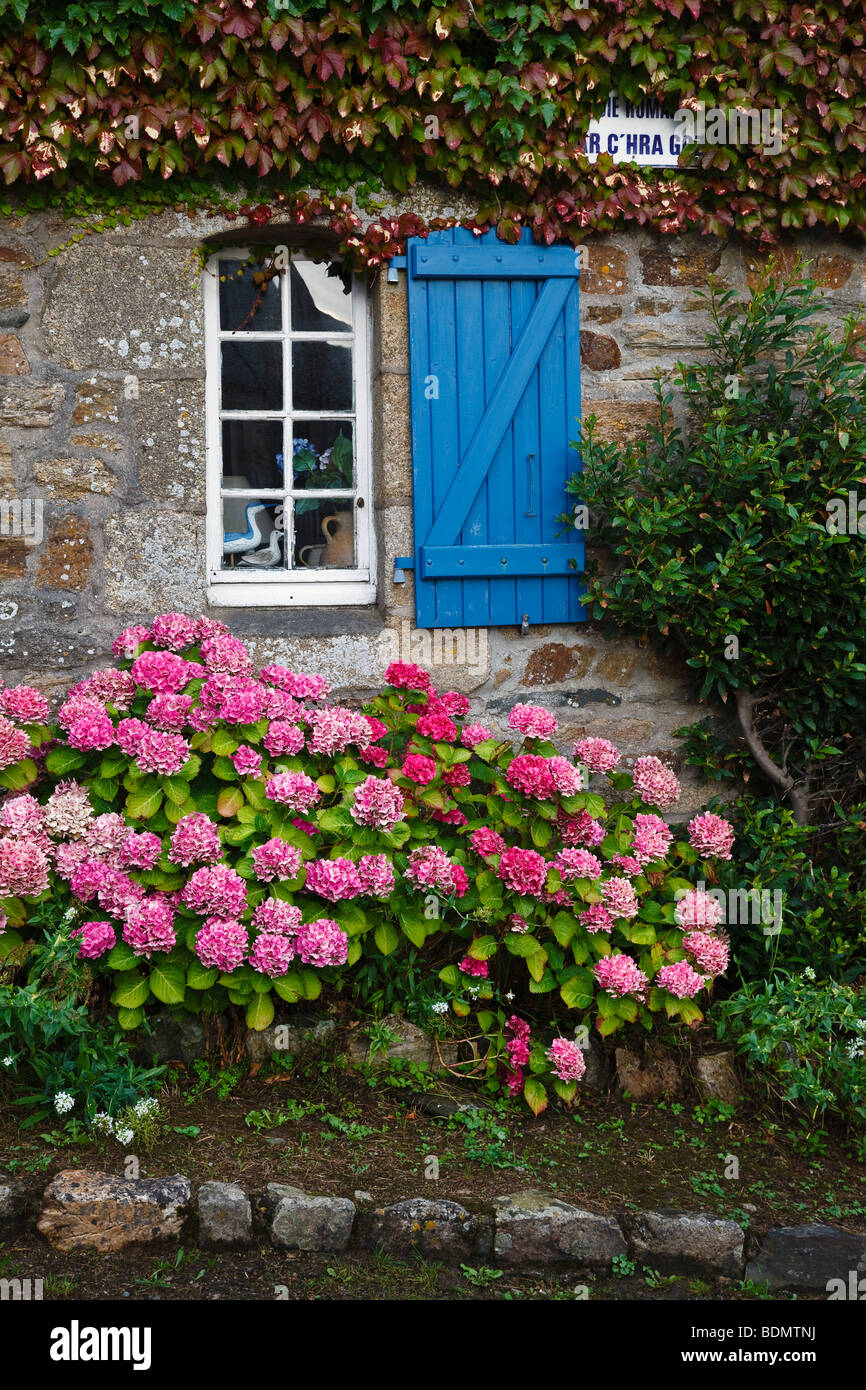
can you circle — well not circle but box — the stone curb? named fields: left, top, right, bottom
left=10, top=1175, right=866, bottom=1289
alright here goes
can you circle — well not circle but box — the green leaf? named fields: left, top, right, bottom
left=148, top=961, right=186, bottom=1005
left=186, top=960, right=219, bottom=990
left=246, top=992, right=275, bottom=1031
left=523, top=1075, right=548, bottom=1116
left=45, top=747, right=87, bottom=775
left=467, top=934, right=497, bottom=960
left=106, top=941, right=138, bottom=971
left=0, top=758, right=38, bottom=790
left=126, top=786, right=163, bottom=820
left=374, top=921, right=400, bottom=956
left=560, top=968, right=594, bottom=1009
left=211, top=729, right=239, bottom=756
left=299, top=969, right=322, bottom=1000
left=0, top=928, right=23, bottom=960
left=273, top=972, right=302, bottom=1003
left=162, top=775, right=191, bottom=807
left=116, top=1006, right=145, bottom=1031
left=110, top=971, right=150, bottom=1009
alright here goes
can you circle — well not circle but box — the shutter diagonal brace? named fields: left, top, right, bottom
left=423, top=276, right=573, bottom=550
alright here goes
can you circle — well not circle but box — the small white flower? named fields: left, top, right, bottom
left=505, top=991, right=514, bottom=1002
left=54, top=1091, right=74, bottom=1115
left=1, top=1055, right=14, bottom=1067
left=803, top=966, right=816, bottom=981
left=92, top=1111, right=114, bottom=1135
left=430, top=1000, right=449, bottom=1015
left=115, top=1127, right=135, bottom=1147
left=466, top=985, right=480, bottom=999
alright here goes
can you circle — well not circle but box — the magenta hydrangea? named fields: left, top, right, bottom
left=295, top=917, right=349, bottom=967
left=195, top=918, right=248, bottom=973
left=357, top=853, right=395, bottom=896
left=600, top=876, right=641, bottom=919
left=401, top=753, right=437, bottom=784
left=200, top=632, right=253, bottom=675
left=231, top=745, right=263, bottom=778
left=547, top=1037, right=587, bottom=1083
left=251, top=838, right=302, bottom=883
left=506, top=754, right=555, bottom=799
left=182, top=865, right=247, bottom=917
left=555, top=848, right=603, bottom=881
left=253, top=899, right=303, bottom=936
left=304, top=856, right=363, bottom=902
left=656, top=960, right=708, bottom=999
left=470, top=827, right=506, bottom=857
left=687, top=812, right=735, bottom=861
left=0, top=685, right=50, bottom=725
left=71, top=920, right=116, bottom=960
left=384, top=661, right=433, bottom=693
left=122, top=897, right=176, bottom=958
left=459, top=954, right=488, bottom=978
left=250, top=931, right=296, bottom=977
left=574, top=737, right=621, bottom=773
left=169, top=813, right=222, bottom=868
left=0, top=838, right=49, bottom=896
left=350, top=775, right=405, bottom=830
left=134, top=729, right=191, bottom=776
left=145, top=693, right=193, bottom=731
left=112, top=624, right=151, bottom=658
left=593, top=954, right=649, bottom=999
left=580, top=902, right=615, bottom=933
left=508, top=703, right=557, bottom=740
left=131, top=649, right=198, bottom=694
left=263, top=720, right=306, bottom=757
left=461, top=722, right=493, bottom=748
left=117, top=831, right=162, bottom=871
left=683, top=931, right=730, bottom=977
left=265, top=771, right=321, bottom=813
left=404, top=845, right=468, bottom=897
left=497, top=846, right=548, bottom=897
left=150, top=611, right=198, bottom=650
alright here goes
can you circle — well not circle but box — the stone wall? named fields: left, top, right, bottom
left=0, top=195, right=862, bottom=807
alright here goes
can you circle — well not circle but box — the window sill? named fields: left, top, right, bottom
left=205, top=604, right=385, bottom=640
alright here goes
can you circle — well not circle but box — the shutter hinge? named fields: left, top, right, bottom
left=393, top=555, right=414, bottom=584
left=386, top=255, right=408, bottom=283
left=520, top=613, right=530, bottom=635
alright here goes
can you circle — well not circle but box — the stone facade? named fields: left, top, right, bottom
left=1, top=197, right=863, bottom=795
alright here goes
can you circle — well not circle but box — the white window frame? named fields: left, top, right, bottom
left=204, top=246, right=376, bottom=606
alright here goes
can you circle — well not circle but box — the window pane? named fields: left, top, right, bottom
left=294, top=500, right=355, bottom=570
left=219, top=259, right=282, bottom=332
left=222, top=498, right=285, bottom=571
left=291, top=261, right=352, bottom=331
left=222, top=419, right=284, bottom=490
left=221, top=342, right=283, bottom=412
left=292, top=341, right=352, bottom=412
left=291, top=422, right=354, bottom=490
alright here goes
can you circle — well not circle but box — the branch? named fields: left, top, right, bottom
left=735, top=689, right=812, bottom=825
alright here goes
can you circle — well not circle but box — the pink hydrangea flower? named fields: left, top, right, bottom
left=263, top=720, right=306, bottom=757
left=441, top=763, right=471, bottom=788
left=116, top=717, right=150, bottom=757
left=57, top=694, right=104, bottom=732
left=71, top=920, right=116, bottom=960
left=265, top=771, right=321, bottom=813
left=440, top=691, right=470, bottom=717
left=632, top=756, right=680, bottom=808
left=350, top=775, right=405, bottom=830
left=250, top=931, right=296, bottom=977
left=43, top=780, right=93, bottom=839
left=555, top=848, right=603, bottom=881
left=260, top=666, right=330, bottom=701
left=432, top=806, right=467, bottom=827
left=688, top=812, right=735, bottom=861
left=261, top=689, right=305, bottom=723
left=295, top=917, right=349, bottom=967
left=0, top=837, right=49, bottom=896
left=117, top=831, right=162, bottom=871
left=357, top=853, right=395, bottom=896
left=574, top=737, right=621, bottom=773
left=70, top=857, right=112, bottom=901
left=132, top=649, right=199, bottom=694
left=593, top=954, right=649, bottom=999
left=459, top=954, right=488, bottom=978
left=385, top=661, right=433, bottom=693
left=0, top=793, right=46, bottom=841
left=73, top=668, right=137, bottom=712
left=401, top=753, right=437, bottom=784
left=112, top=624, right=151, bottom=658
left=365, top=715, right=388, bottom=741
left=509, top=913, right=529, bottom=934
left=600, top=876, right=641, bottom=919
left=231, top=745, right=263, bottom=778
left=67, top=710, right=115, bottom=753
left=135, top=729, right=191, bottom=776
left=683, top=931, right=730, bottom=977
left=360, top=746, right=388, bottom=768
left=497, top=846, right=548, bottom=896
left=168, top=813, right=222, bottom=868
left=194, top=616, right=230, bottom=644
left=304, top=857, right=364, bottom=902
left=122, top=897, right=176, bottom=958
left=404, top=845, right=468, bottom=897
left=182, top=865, right=247, bottom=917
left=461, top=723, right=493, bottom=748
left=547, top=1037, right=587, bottom=1083
left=505, top=1015, right=531, bottom=1068
left=150, top=611, right=197, bottom=651
left=558, top=809, right=606, bottom=848
left=97, top=869, right=145, bottom=918
left=416, top=709, right=458, bottom=742
left=508, top=703, right=557, bottom=740
left=656, top=960, right=707, bottom=999
left=251, top=838, right=302, bottom=883
left=470, top=827, right=506, bottom=857
left=549, top=756, right=586, bottom=796
left=84, top=812, right=131, bottom=857
left=608, top=854, right=644, bottom=876
left=0, top=685, right=50, bottom=725
left=145, top=693, right=193, bottom=731
left=253, top=900, right=302, bottom=936
left=307, top=706, right=372, bottom=756
left=675, top=888, right=724, bottom=929
left=579, top=902, right=615, bottom=933
left=631, top=812, right=674, bottom=864
left=200, top=632, right=253, bottom=675
left=195, top=918, right=248, bottom=973
left=506, top=754, right=555, bottom=799
left=53, top=841, right=92, bottom=880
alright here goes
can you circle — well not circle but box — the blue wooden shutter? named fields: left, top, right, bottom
left=406, top=226, right=584, bottom=629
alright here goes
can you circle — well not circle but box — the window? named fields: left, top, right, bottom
left=204, top=248, right=375, bottom=606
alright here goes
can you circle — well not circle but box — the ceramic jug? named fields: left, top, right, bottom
left=320, top=512, right=354, bottom=568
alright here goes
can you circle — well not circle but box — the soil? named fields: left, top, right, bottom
left=1, top=1050, right=863, bottom=1301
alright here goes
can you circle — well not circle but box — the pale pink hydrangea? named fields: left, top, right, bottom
left=150, top=611, right=198, bottom=651
left=134, top=730, right=191, bottom=776
left=558, top=809, right=606, bottom=848
left=112, top=624, right=151, bottom=658
left=631, top=812, right=674, bottom=864
left=295, top=917, right=349, bottom=967
left=195, top=918, right=248, bottom=972
left=675, top=888, right=724, bottom=929
left=600, top=876, right=641, bottom=919
left=307, top=706, right=372, bottom=756
left=260, top=667, right=331, bottom=701
left=263, top=721, right=306, bottom=757
left=251, top=838, right=302, bottom=883
left=0, top=838, right=49, bottom=896
left=549, top=756, right=586, bottom=796
left=231, top=745, right=263, bottom=778
left=574, top=737, right=621, bottom=773
left=0, top=793, right=46, bottom=840
left=53, top=841, right=92, bottom=880
left=43, top=780, right=93, bottom=839
left=199, top=632, right=253, bottom=675
left=117, top=830, right=162, bottom=871
left=384, top=661, right=433, bottom=693
left=579, top=903, right=615, bottom=933
left=405, top=845, right=469, bottom=897
left=656, top=960, right=707, bottom=999
left=131, top=649, right=199, bottom=694
left=253, top=900, right=302, bottom=936
left=304, top=857, right=364, bottom=902
left=261, top=688, right=306, bottom=723
left=116, top=717, right=150, bottom=757
left=497, top=845, right=548, bottom=897
left=145, top=693, right=193, bottom=731
left=470, top=827, right=506, bottom=857
left=182, top=865, right=247, bottom=917
left=593, top=954, right=649, bottom=999
left=57, top=694, right=105, bottom=732
left=547, top=1037, right=587, bottom=1083
left=250, top=932, right=296, bottom=977
left=687, top=812, right=735, bottom=861
left=683, top=931, right=730, bottom=977
left=97, top=869, right=145, bottom=918
left=350, top=775, right=405, bottom=830
left=555, top=848, right=603, bottom=881
left=84, top=813, right=131, bottom=857
left=506, top=754, right=555, bottom=799
left=508, top=703, right=557, bottom=740
left=71, top=920, right=116, bottom=960
left=195, top=616, right=230, bottom=644
left=401, top=753, right=437, bottom=784
left=169, top=813, right=222, bottom=868
left=0, top=685, right=50, bottom=725
left=73, top=668, right=137, bottom=711
left=632, top=755, right=681, bottom=808
left=357, top=853, right=395, bottom=896
left=461, top=723, right=493, bottom=748
left=265, top=771, right=321, bottom=813
left=123, top=897, right=176, bottom=958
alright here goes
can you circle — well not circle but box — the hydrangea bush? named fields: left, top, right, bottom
left=0, top=614, right=734, bottom=1114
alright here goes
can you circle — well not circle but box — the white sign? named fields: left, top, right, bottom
left=582, top=92, right=683, bottom=167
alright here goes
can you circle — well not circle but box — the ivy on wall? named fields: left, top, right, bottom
left=0, top=0, right=864, bottom=265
